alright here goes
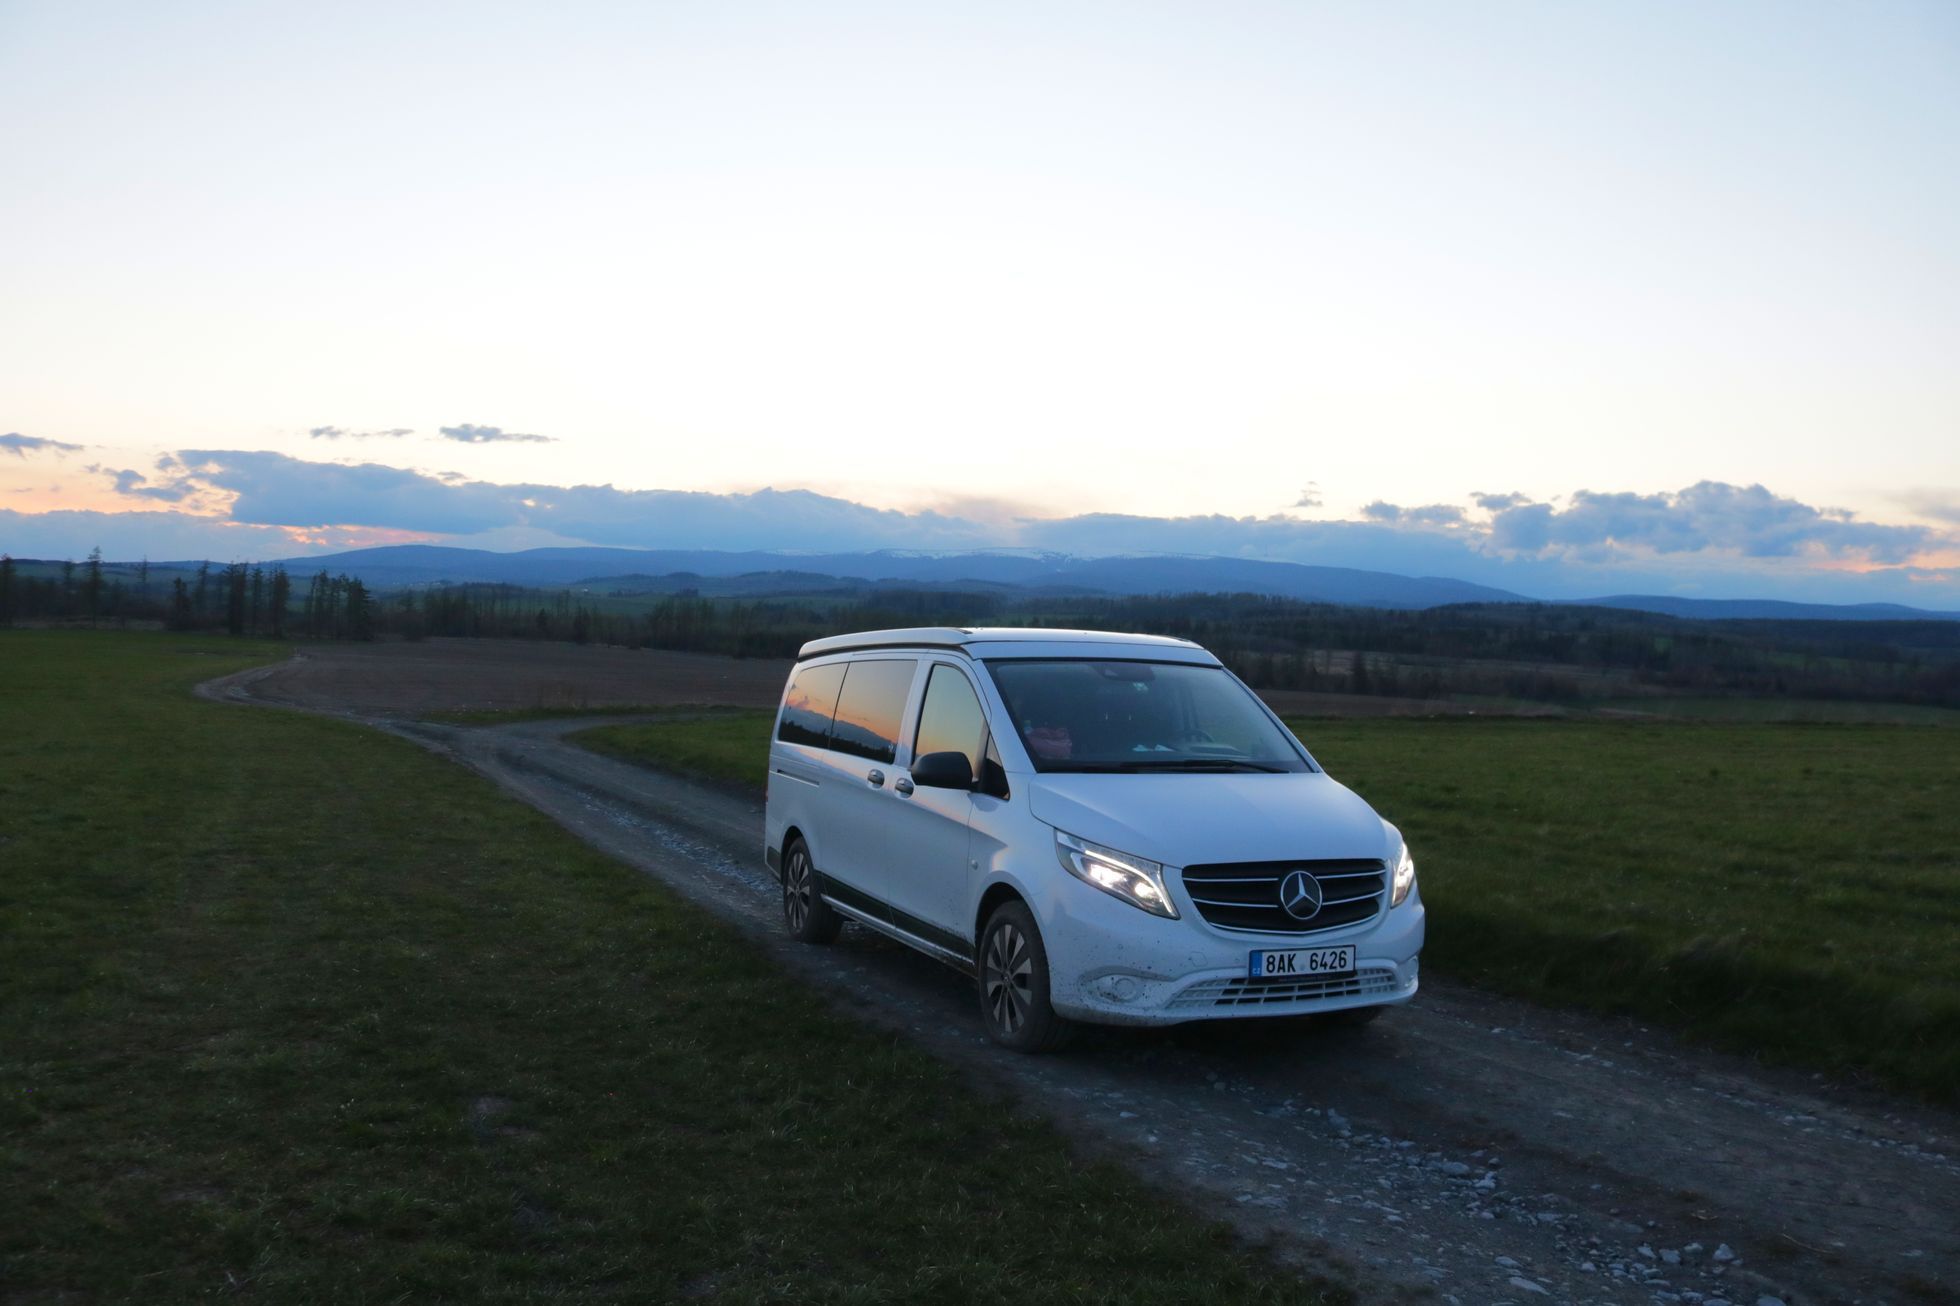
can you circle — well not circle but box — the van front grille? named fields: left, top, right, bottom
left=1179, top=858, right=1386, bottom=935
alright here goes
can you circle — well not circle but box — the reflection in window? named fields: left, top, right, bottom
left=827, top=659, right=917, bottom=764
left=776, top=661, right=846, bottom=747
left=987, top=659, right=1307, bottom=773
left=913, top=664, right=986, bottom=780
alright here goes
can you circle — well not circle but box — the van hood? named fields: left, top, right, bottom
left=1026, top=771, right=1390, bottom=869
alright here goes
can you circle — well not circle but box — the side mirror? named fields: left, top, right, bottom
left=911, top=750, right=975, bottom=790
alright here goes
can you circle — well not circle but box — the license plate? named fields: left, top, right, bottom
left=1249, top=945, right=1354, bottom=979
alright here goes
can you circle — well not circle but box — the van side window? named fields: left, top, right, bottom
left=827, top=659, right=917, bottom=764
left=777, top=661, right=847, bottom=747
left=913, top=664, right=986, bottom=781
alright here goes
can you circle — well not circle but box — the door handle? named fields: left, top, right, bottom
left=894, top=777, right=915, bottom=796
left=866, top=769, right=886, bottom=787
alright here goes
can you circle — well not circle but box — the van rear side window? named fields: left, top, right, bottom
left=777, top=661, right=846, bottom=747
left=827, top=659, right=917, bottom=764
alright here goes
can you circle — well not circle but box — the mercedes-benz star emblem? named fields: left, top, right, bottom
left=1278, top=869, right=1323, bottom=921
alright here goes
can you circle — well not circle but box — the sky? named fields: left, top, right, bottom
left=3, top=1, right=1957, bottom=605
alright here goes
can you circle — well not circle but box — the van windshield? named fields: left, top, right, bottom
left=985, top=659, right=1310, bottom=774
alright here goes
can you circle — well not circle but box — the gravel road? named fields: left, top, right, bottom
left=198, top=663, right=1957, bottom=1306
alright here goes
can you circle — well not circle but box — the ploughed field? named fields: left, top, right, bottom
left=0, top=632, right=1341, bottom=1302
left=234, top=636, right=794, bottom=718
left=574, top=711, right=1960, bottom=1104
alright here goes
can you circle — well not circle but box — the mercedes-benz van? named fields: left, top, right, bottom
left=762, top=627, right=1424, bottom=1051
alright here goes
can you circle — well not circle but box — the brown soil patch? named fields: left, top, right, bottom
left=246, top=639, right=790, bottom=717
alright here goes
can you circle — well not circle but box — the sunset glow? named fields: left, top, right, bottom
left=1, top=1, right=1955, bottom=606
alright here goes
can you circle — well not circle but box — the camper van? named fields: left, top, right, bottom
left=762, top=627, right=1424, bottom=1050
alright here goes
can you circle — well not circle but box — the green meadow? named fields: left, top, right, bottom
left=575, top=710, right=1960, bottom=1102
left=0, top=632, right=1339, bottom=1303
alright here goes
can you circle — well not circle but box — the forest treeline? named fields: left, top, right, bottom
left=7, top=551, right=1958, bottom=708
left=3, top=552, right=372, bottom=640
left=384, top=581, right=1960, bottom=707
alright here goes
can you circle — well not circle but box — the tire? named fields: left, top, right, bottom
left=781, top=838, right=841, bottom=944
left=976, top=902, right=1074, bottom=1053
left=1327, top=1004, right=1385, bottom=1027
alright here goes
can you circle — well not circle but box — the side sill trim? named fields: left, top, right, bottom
left=823, top=898, right=978, bottom=977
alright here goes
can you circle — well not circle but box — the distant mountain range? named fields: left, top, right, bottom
left=203, top=543, right=1960, bottom=623
left=1570, top=594, right=1960, bottom=622
left=258, top=545, right=1527, bottom=607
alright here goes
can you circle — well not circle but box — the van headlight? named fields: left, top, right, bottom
left=1391, top=843, right=1416, bottom=907
left=1054, top=830, right=1178, bottom=919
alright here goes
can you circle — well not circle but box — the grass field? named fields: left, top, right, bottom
left=0, top=632, right=1341, bottom=1303
left=1590, top=695, right=1960, bottom=726
left=573, top=712, right=1960, bottom=1103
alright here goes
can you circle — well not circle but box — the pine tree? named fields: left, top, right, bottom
left=194, top=562, right=212, bottom=621
left=344, top=577, right=373, bottom=640
left=304, top=571, right=328, bottom=637
left=0, top=554, right=14, bottom=627
left=269, top=567, right=292, bottom=638
left=83, top=547, right=105, bottom=623
left=168, top=579, right=194, bottom=630
left=248, top=568, right=265, bottom=634
left=225, top=563, right=247, bottom=636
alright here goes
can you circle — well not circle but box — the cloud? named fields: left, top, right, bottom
left=1488, top=502, right=1553, bottom=552
left=908, top=493, right=1045, bottom=527
left=104, top=467, right=195, bottom=503
left=1485, top=481, right=1936, bottom=565
left=175, top=450, right=522, bottom=535
left=1295, top=483, right=1323, bottom=509
left=439, top=423, right=554, bottom=445
left=1472, top=491, right=1531, bottom=512
left=1894, top=489, right=1960, bottom=527
left=0, top=508, right=312, bottom=561
left=309, top=425, right=414, bottom=440
left=1, top=432, right=83, bottom=459
left=163, top=450, right=987, bottom=551
left=1408, top=504, right=1466, bottom=526
left=157, top=455, right=1956, bottom=576
left=1363, top=500, right=1465, bottom=526
left=6, top=452, right=1953, bottom=606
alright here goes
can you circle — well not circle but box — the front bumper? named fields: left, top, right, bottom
left=1041, top=878, right=1426, bottom=1027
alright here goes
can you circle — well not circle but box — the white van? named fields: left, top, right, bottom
left=762, top=627, right=1424, bottom=1050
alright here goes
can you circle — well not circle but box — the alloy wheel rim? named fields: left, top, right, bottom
left=786, top=851, right=809, bottom=931
left=984, top=923, right=1032, bottom=1036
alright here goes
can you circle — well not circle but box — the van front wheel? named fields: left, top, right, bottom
left=781, top=839, right=840, bottom=944
left=977, top=902, right=1074, bottom=1053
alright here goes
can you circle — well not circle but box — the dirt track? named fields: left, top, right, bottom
left=200, top=647, right=1958, bottom=1305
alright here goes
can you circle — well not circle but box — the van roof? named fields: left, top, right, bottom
left=796, top=626, right=1206, bottom=661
